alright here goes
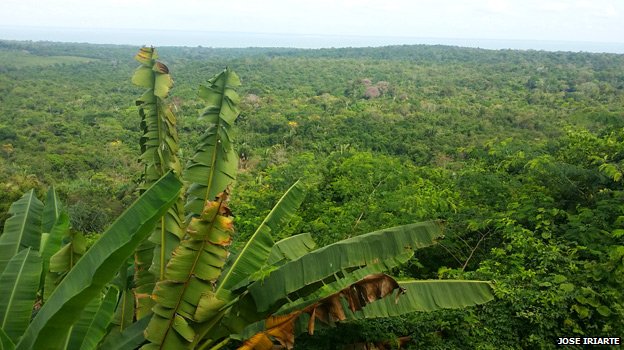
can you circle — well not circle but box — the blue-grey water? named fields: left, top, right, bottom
left=1, top=26, right=623, bottom=54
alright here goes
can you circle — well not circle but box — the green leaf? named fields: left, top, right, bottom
left=0, top=190, right=43, bottom=274
left=596, top=305, right=611, bottom=317
left=145, top=193, right=234, bottom=350
left=16, top=172, right=182, bottom=350
left=132, top=66, right=154, bottom=88
left=184, top=68, right=241, bottom=216
left=267, top=233, right=317, bottom=266
left=154, top=73, right=173, bottom=99
left=247, top=221, right=443, bottom=313
left=41, top=187, right=62, bottom=234
left=271, top=252, right=413, bottom=318
left=218, top=180, right=306, bottom=293
left=79, top=286, right=120, bottom=350
left=49, top=231, right=87, bottom=273
left=132, top=47, right=185, bottom=319
left=572, top=304, right=590, bottom=319
left=612, top=229, right=624, bottom=238
left=67, top=294, right=101, bottom=350
left=40, top=212, right=69, bottom=301
left=40, top=212, right=69, bottom=266
left=0, top=248, right=42, bottom=343
left=553, top=274, right=567, bottom=283
left=560, top=283, right=575, bottom=293
left=112, top=289, right=135, bottom=332
left=0, top=328, right=15, bottom=350
left=352, top=280, right=494, bottom=318
left=99, top=315, right=151, bottom=350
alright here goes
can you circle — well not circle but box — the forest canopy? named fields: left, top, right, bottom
left=0, top=40, right=623, bottom=348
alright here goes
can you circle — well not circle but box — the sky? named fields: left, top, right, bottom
left=1, top=0, right=623, bottom=48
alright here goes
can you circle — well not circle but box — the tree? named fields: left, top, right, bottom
left=0, top=47, right=493, bottom=350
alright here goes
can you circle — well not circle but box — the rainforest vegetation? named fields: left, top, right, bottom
left=0, top=39, right=623, bottom=349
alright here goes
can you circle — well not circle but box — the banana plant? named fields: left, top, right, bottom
left=131, top=49, right=494, bottom=349
left=0, top=173, right=182, bottom=350
left=132, top=47, right=186, bottom=319
left=0, top=47, right=495, bottom=350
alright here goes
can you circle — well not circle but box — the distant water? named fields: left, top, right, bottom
left=1, top=26, right=623, bottom=54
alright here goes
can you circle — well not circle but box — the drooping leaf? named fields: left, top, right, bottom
left=239, top=274, right=403, bottom=350
left=144, top=192, right=234, bottom=350
left=0, top=190, right=43, bottom=274
left=79, top=286, right=120, bottom=350
left=351, top=280, right=494, bottom=318
left=218, top=180, right=307, bottom=294
left=246, top=221, right=443, bottom=313
left=0, top=248, right=42, bottom=343
left=228, top=244, right=414, bottom=339
left=272, top=252, right=413, bottom=318
left=184, top=68, right=241, bottom=216
left=16, top=172, right=182, bottom=350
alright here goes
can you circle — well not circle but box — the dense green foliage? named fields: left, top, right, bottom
left=1, top=39, right=623, bottom=348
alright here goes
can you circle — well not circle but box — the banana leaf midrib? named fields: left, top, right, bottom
left=154, top=86, right=167, bottom=279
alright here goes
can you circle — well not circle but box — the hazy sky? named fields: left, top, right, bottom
left=1, top=0, right=623, bottom=43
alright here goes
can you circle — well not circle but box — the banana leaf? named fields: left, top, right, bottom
left=353, top=280, right=495, bottom=318
left=41, top=187, right=62, bottom=234
left=247, top=221, right=443, bottom=313
left=0, top=190, right=43, bottom=274
left=0, top=248, right=42, bottom=343
left=184, top=68, right=240, bottom=216
left=16, top=172, right=182, bottom=350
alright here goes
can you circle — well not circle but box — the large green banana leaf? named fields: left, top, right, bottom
left=184, top=68, right=240, bottom=216
left=350, top=280, right=494, bottom=318
left=0, top=248, right=42, bottom=343
left=0, top=190, right=43, bottom=274
left=16, top=172, right=182, bottom=350
left=217, top=180, right=307, bottom=294
left=246, top=221, right=444, bottom=313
